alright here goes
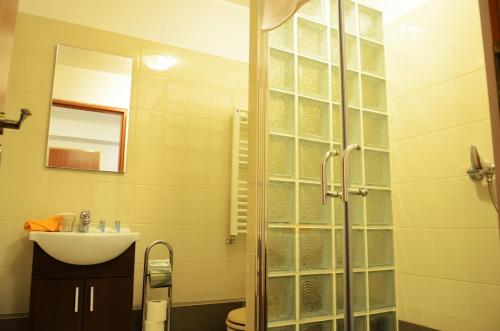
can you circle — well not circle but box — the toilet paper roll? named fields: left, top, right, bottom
left=146, top=300, right=167, bottom=322
left=144, top=320, right=165, bottom=331
left=148, top=259, right=172, bottom=288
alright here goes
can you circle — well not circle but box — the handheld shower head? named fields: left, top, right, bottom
left=467, top=145, right=495, bottom=180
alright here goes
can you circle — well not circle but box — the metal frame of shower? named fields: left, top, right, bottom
left=253, top=0, right=360, bottom=330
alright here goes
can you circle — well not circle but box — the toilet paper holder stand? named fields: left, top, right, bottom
left=141, top=240, right=174, bottom=331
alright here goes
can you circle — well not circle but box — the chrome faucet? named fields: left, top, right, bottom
left=78, top=210, right=91, bottom=232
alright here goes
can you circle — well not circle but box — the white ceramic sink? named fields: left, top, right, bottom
left=29, top=231, right=140, bottom=265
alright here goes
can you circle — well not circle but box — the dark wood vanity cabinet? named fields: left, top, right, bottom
left=29, top=243, right=136, bottom=331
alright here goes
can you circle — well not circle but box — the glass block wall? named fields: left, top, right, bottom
left=267, top=1, right=396, bottom=330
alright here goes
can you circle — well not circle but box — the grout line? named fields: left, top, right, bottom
left=389, top=67, right=486, bottom=101
left=390, top=118, right=492, bottom=143
left=397, top=272, right=500, bottom=288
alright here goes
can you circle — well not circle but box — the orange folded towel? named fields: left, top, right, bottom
left=24, top=215, right=63, bottom=232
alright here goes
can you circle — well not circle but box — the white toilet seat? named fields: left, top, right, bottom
left=226, top=308, right=245, bottom=331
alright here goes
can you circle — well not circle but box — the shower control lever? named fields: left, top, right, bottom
left=321, top=150, right=340, bottom=204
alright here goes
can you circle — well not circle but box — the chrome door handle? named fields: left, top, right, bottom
left=89, top=286, right=94, bottom=312
left=74, top=287, right=79, bottom=313
left=321, top=150, right=340, bottom=204
left=341, top=144, right=368, bottom=202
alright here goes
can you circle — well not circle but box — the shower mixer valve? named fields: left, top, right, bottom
left=467, top=145, right=495, bottom=181
left=467, top=145, right=498, bottom=212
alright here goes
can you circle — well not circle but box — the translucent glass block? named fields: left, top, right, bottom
left=269, top=19, right=294, bottom=51
left=269, top=228, right=296, bottom=272
left=270, top=49, right=294, bottom=92
left=298, top=18, right=328, bottom=60
left=370, top=312, right=396, bottom=331
left=347, top=35, right=359, bottom=70
left=348, top=147, right=363, bottom=185
left=299, top=140, right=330, bottom=180
left=331, top=30, right=339, bottom=65
left=361, top=75, right=387, bottom=111
left=332, top=145, right=341, bottom=184
left=333, top=188, right=343, bottom=222
left=363, top=112, right=388, bottom=149
left=300, top=229, right=332, bottom=270
left=332, top=105, right=341, bottom=143
left=300, top=321, right=333, bottom=331
left=336, top=272, right=367, bottom=313
left=360, top=39, right=385, bottom=76
left=358, top=5, right=383, bottom=43
left=367, top=230, right=394, bottom=267
left=269, top=91, right=295, bottom=135
left=269, top=326, right=295, bottom=331
left=269, top=181, right=296, bottom=224
left=334, top=187, right=364, bottom=226
left=330, top=32, right=358, bottom=69
left=299, top=97, right=330, bottom=140
left=364, top=150, right=390, bottom=186
left=268, top=276, right=296, bottom=322
left=366, top=189, right=392, bottom=226
left=368, top=271, right=395, bottom=309
left=335, top=229, right=365, bottom=269
left=330, top=0, right=339, bottom=28
left=299, top=183, right=332, bottom=225
left=336, top=316, right=367, bottom=331
left=347, top=108, right=361, bottom=145
left=331, top=66, right=341, bottom=103
left=299, top=57, right=329, bottom=99
left=344, top=1, right=358, bottom=34
left=269, top=135, right=295, bottom=178
left=347, top=70, right=360, bottom=108
left=300, top=274, right=333, bottom=318
left=299, top=0, right=327, bottom=23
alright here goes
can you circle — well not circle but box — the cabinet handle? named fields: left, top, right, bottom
left=90, top=286, right=94, bottom=312
left=74, top=287, right=79, bottom=313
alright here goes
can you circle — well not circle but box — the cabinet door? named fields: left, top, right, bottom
left=29, top=279, right=84, bottom=331
left=83, top=277, right=133, bottom=331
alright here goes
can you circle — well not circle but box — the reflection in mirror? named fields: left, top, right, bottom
left=46, top=45, right=133, bottom=172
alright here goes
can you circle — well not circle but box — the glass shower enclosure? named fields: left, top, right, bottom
left=266, top=1, right=395, bottom=330
left=255, top=0, right=500, bottom=330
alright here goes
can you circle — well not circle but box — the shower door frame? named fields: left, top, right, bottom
left=250, top=0, right=361, bottom=330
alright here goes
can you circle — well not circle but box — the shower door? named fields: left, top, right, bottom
left=266, top=0, right=396, bottom=330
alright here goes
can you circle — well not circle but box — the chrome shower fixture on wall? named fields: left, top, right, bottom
left=467, top=145, right=498, bottom=212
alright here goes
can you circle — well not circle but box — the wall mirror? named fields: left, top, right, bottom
left=46, top=45, right=133, bottom=172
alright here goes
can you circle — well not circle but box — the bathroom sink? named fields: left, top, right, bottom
left=29, top=231, right=140, bottom=265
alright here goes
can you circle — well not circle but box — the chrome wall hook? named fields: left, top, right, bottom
left=0, top=108, right=31, bottom=135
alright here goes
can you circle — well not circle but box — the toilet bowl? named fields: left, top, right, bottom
left=226, top=307, right=245, bottom=331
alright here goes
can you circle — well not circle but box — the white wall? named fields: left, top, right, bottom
left=52, top=65, right=132, bottom=109
left=384, top=0, right=500, bottom=329
left=18, top=0, right=250, bottom=62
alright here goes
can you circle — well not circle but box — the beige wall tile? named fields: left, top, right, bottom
left=393, top=176, right=498, bottom=229
left=0, top=13, right=248, bottom=314
left=397, top=273, right=500, bottom=331
left=396, top=228, right=500, bottom=285
left=390, top=70, right=490, bottom=141
left=391, top=120, right=493, bottom=184
left=0, top=266, right=32, bottom=314
left=386, top=1, right=498, bottom=329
